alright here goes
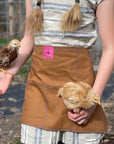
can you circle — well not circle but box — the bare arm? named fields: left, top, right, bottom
left=68, top=0, right=114, bottom=125
left=93, top=0, right=114, bottom=97
left=8, top=0, right=34, bottom=75
left=0, top=0, right=34, bottom=95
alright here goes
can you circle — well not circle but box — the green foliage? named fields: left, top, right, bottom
left=17, top=57, right=32, bottom=78
left=0, top=37, right=20, bottom=48
left=0, top=37, right=10, bottom=43
left=9, top=137, right=21, bottom=144
left=0, top=37, right=10, bottom=48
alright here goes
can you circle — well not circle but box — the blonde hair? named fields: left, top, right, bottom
left=25, top=0, right=43, bottom=34
left=61, top=0, right=82, bottom=32
left=25, top=0, right=82, bottom=34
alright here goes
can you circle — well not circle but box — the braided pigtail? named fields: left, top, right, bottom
left=61, top=0, right=82, bottom=32
left=25, top=0, right=43, bottom=34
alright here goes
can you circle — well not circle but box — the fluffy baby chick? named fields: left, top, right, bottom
left=58, top=81, right=100, bottom=113
left=0, top=39, right=20, bottom=75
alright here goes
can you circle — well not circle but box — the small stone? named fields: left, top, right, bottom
left=0, top=128, right=2, bottom=132
left=8, top=97, right=17, bottom=102
left=103, top=139, right=109, bottom=143
left=106, top=83, right=111, bottom=87
left=0, top=98, right=5, bottom=102
left=10, top=107, right=20, bottom=113
left=6, top=119, right=9, bottom=122
left=9, top=130, right=13, bottom=135
left=0, top=106, right=7, bottom=111
left=0, top=111, right=4, bottom=118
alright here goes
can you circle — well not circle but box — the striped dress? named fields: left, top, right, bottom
left=31, top=0, right=103, bottom=48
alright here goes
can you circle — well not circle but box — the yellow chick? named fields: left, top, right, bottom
left=58, top=81, right=101, bottom=113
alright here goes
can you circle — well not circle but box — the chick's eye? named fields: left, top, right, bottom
left=75, top=91, right=79, bottom=94
left=72, top=90, right=79, bottom=94
left=72, top=90, right=76, bottom=93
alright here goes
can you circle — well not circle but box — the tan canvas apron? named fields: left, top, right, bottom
left=21, top=45, right=108, bottom=133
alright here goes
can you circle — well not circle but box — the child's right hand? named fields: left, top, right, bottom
left=0, top=72, right=13, bottom=96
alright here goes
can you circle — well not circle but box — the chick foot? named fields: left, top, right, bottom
left=0, top=69, right=13, bottom=77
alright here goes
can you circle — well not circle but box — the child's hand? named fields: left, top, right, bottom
left=68, top=104, right=97, bottom=125
left=0, top=72, right=13, bottom=96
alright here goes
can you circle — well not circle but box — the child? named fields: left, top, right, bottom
left=0, top=0, right=114, bottom=143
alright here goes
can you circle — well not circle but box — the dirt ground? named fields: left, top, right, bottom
left=0, top=113, right=21, bottom=144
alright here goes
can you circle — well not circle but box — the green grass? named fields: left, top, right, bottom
left=17, top=57, right=32, bottom=78
left=0, top=37, right=10, bottom=48
left=0, top=37, right=10, bottom=43
left=3, top=137, right=21, bottom=144
left=0, top=37, right=20, bottom=48
left=9, top=137, right=21, bottom=144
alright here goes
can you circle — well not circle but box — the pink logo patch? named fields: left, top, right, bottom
left=43, top=46, right=54, bottom=59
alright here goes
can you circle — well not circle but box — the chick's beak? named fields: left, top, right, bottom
left=97, top=100, right=101, bottom=105
left=18, top=44, right=21, bottom=48
left=95, top=97, right=101, bottom=105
